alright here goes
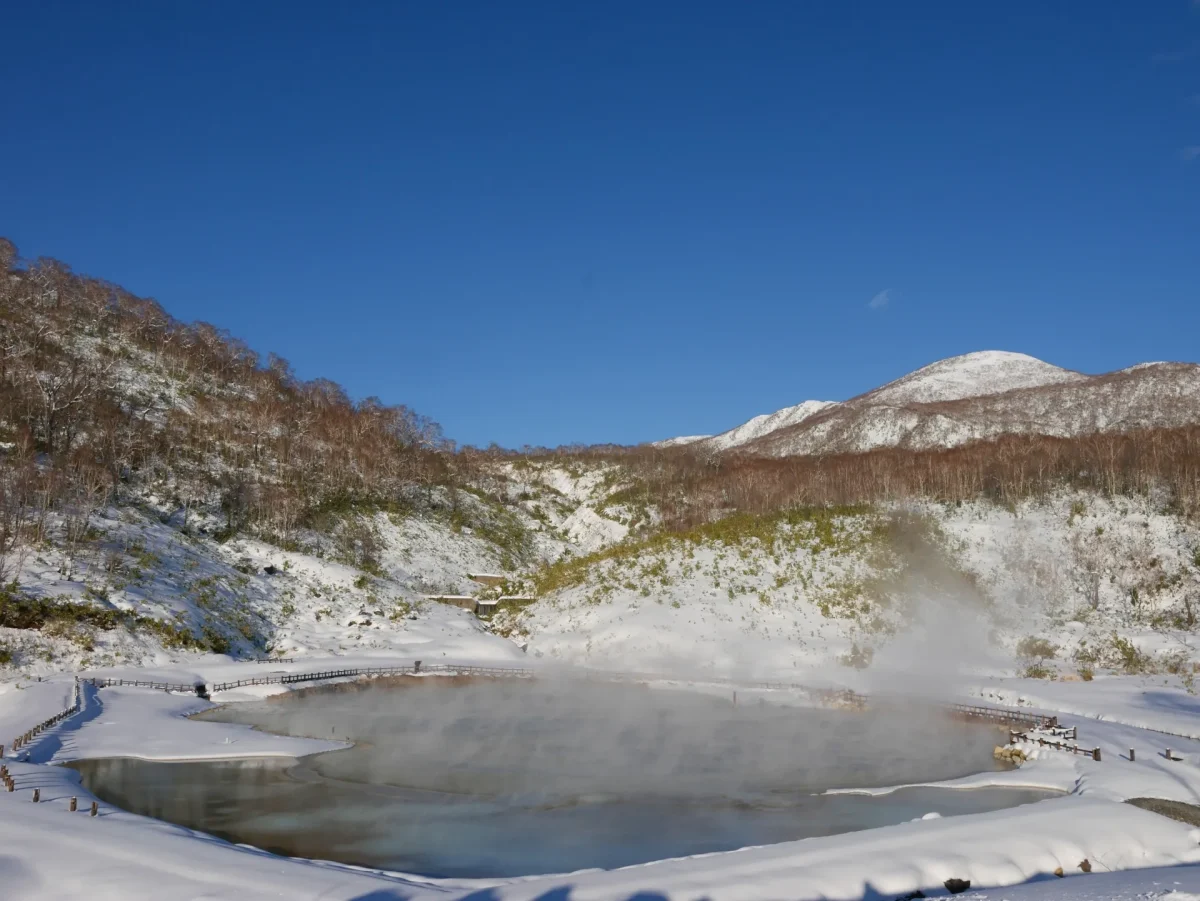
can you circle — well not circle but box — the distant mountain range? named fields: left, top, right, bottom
left=654, top=351, right=1200, bottom=457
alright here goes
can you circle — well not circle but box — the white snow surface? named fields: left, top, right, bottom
left=561, top=506, right=630, bottom=553
left=863, top=351, right=1087, bottom=405
left=6, top=662, right=1200, bottom=899
left=649, top=434, right=711, bottom=447
left=695, top=399, right=837, bottom=452
left=504, top=492, right=1200, bottom=689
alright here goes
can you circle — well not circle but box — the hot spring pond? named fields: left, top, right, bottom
left=69, top=678, right=1054, bottom=878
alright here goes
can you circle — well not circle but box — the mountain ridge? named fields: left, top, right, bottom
left=655, top=352, right=1200, bottom=457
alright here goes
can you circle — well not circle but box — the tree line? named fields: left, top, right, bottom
left=0, top=239, right=452, bottom=576
left=502, top=426, right=1200, bottom=532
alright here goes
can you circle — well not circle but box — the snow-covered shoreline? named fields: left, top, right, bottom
left=5, top=657, right=1200, bottom=900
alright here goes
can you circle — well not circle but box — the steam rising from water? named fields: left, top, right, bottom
left=69, top=679, right=1051, bottom=877
left=207, top=678, right=1002, bottom=801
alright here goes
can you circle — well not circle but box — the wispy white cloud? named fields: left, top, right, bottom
left=1182, top=145, right=1200, bottom=162
left=867, top=289, right=891, bottom=311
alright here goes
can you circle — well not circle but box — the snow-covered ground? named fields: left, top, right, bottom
left=5, top=660, right=1200, bottom=900
left=494, top=492, right=1200, bottom=694
left=5, top=458, right=1200, bottom=898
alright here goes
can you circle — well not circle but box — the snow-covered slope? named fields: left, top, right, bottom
left=749, top=359, right=1200, bottom=457
left=649, top=434, right=711, bottom=448
left=498, top=490, right=1200, bottom=683
left=861, top=351, right=1087, bottom=405
left=657, top=352, right=1200, bottom=458
left=0, top=457, right=644, bottom=676
left=692, top=399, right=836, bottom=452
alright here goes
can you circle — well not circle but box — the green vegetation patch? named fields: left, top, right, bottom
left=0, top=584, right=232, bottom=656
left=533, top=504, right=876, bottom=595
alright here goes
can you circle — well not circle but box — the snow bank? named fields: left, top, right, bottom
left=486, top=797, right=1200, bottom=901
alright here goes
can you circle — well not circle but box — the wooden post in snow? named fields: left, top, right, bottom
left=70, top=796, right=77, bottom=812
left=90, top=801, right=98, bottom=817
left=1092, top=747, right=1101, bottom=762
left=31, top=788, right=39, bottom=803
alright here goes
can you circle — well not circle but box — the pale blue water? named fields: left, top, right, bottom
left=69, top=679, right=1054, bottom=878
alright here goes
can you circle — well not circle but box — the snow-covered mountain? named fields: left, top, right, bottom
left=659, top=352, right=1200, bottom=457
left=693, top=400, right=837, bottom=452
left=861, top=351, right=1087, bottom=405
left=650, top=434, right=711, bottom=448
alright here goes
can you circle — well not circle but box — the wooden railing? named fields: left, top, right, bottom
left=1009, top=729, right=1101, bottom=761
left=947, top=702, right=1055, bottom=730
left=209, top=662, right=536, bottom=692
left=76, top=662, right=1060, bottom=740
left=4, top=679, right=83, bottom=760
left=84, top=677, right=203, bottom=693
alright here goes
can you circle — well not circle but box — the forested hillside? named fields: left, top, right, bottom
left=2, top=240, right=1200, bottom=681
left=0, top=238, right=451, bottom=560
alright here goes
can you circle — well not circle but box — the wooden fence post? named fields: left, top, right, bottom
left=32, top=788, right=39, bottom=803
left=70, top=796, right=77, bottom=812
left=1092, top=747, right=1101, bottom=762
left=90, top=800, right=98, bottom=817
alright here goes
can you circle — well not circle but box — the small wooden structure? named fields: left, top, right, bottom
left=423, top=578, right=534, bottom=618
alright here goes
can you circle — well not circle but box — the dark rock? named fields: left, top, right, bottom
left=897, top=892, right=926, bottom=901
left=1127, top=797, right=1200, bottom=827
left=263, top=565, right=279, bottom=576
left=943, top=879, right=971, bottom=895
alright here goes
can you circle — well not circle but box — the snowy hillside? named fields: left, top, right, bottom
left=690, top=399, right=836, bottom=452
left=656, top=352, right=1200, bottom=457
left=0, top=455, right=643, bottom=675
left=495, top=490, right=1200, bottom=685
left=861, top=351, right=1086, bottom=405
left=649, top=434, right=711, bottom=448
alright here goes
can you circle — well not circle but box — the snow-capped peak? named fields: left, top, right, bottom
left=651, top=351, right=1199, bottom=459
left=862, top=351, right=1087, bottom=406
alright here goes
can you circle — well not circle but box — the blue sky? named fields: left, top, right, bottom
left=2, top=2, right=1198, bottom=448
